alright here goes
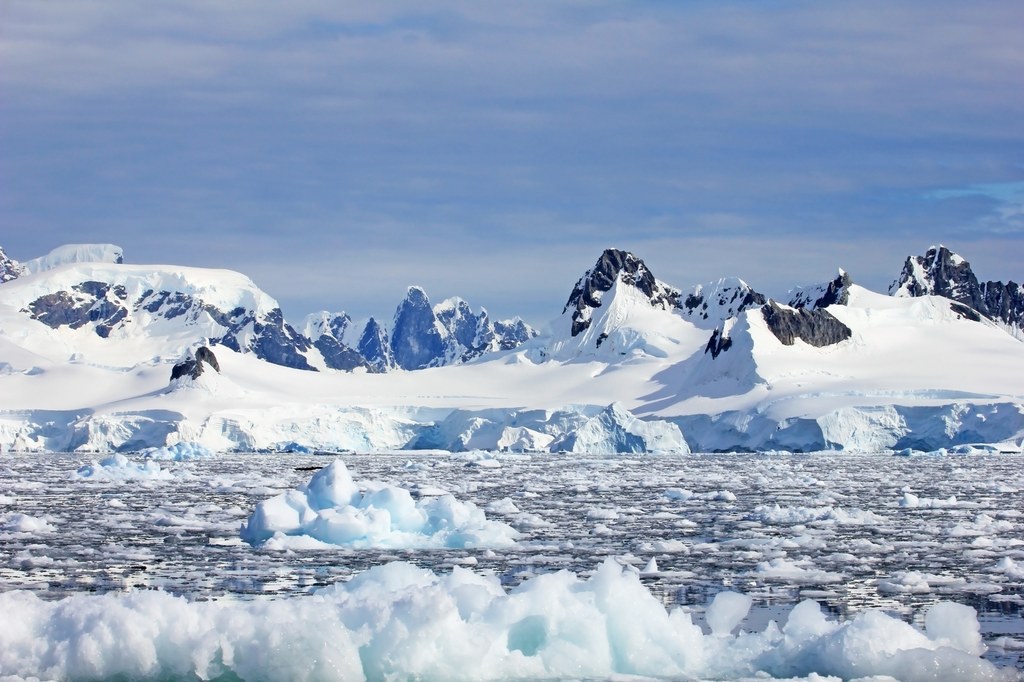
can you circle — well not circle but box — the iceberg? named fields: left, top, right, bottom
left=240, top=460, right=520, bottom=549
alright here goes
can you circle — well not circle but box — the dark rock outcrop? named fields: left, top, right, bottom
left=170, top=346, right=221, bottom=381
left=891, top=245, right=1024, bottom=337
left=563, top=249, right=681, bottom=337
left=891, top=246, right=987, bottom=311
left=313, top=336, right=369, bottom=371
left=704, top=326, right=733, bottom=358
left=761, top=301, right=852, bottom=347
left=980, top=280, right=1024, bottom=333
left=28, top=283, right=314, bottom=370
left=26, top=281, right=130, bottom=338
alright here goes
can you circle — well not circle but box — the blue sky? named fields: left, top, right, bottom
left=2, top=1, right=1022, bottom=326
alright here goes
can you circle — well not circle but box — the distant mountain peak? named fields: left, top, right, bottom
left=681, top=277, right=766, bottom=329
left=0, top=245, right=24, bottom=283
left=389, top=286, right=537, bottom=370
left=21, top=243, right=124, bottom=275
left=563, top=248, right=681, bottom=337
left=787, top=270, right=853, bottom=310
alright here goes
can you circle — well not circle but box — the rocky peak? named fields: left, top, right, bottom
left=788, top=270, right=853, bottom=310
left=563, top=249, right=681, bottom=337
left=435, top=297, right=487, bottom=351
left=492, top=317, right=537, bottom=351
left=891, top=245, right=1023, bottom=339
left=356, top=317, right=395, bottom=372
left=391, top=286, right=447, bottom=370
left=301, top=311, right=369, bottom=371
left=303, top=311, right=352, bottom=342
left=0, top=246, right=23, bottom=283
left=682, top=277, right=767, bottom=328
left=890, top=245, right=987, bottom=311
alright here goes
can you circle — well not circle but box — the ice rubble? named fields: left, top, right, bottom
left=240, top=460, right=520, bottom=549
left=0, top=559, right=1009, bottom=682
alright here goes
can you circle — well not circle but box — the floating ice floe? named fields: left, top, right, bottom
left=240, top=460, right=520, bottom=549
left=1, top=512, right=55, bottom=534
left=141, top=442, right=214, bottom=461
left=754, top=557, right=844, bottom=583
left=0, top=559, right=1007, bottom=682
left=74, top=454, right=174, bottom=481
left=899, top=491, right=960, bottom=508
left=876, top=570, right=968, bottom=595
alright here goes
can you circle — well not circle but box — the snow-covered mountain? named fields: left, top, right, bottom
left=0, top=249, right=315, bottom=370
left=1, top=242, right=1022, bottom=454
left=5, top=245, right=536, bottom=375
left=891, top=245, right=1024, bottom=339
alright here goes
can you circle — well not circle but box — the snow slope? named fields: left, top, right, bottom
left=0, top=245, right=1022, bottom=453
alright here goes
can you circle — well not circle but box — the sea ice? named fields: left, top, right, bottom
left=73, top=454, right=173, bottom=481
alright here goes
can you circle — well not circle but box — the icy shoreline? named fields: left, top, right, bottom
left=2, top=399, right=1022, bottom=454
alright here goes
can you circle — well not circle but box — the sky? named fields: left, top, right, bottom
left=2, top=1, right=1022, bottom=327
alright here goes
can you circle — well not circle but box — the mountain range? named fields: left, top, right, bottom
left=0, top=241, right=1021, bottom=454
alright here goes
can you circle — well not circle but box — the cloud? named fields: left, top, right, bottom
left=926, top=181, right=1024, bottom=234
left=2, top=1, right=1022, bottom=324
